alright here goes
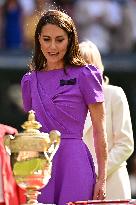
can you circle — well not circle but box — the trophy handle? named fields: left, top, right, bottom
left=4, top=134, right=15, bottom=155
left=47, top=130, right=61, bottom=161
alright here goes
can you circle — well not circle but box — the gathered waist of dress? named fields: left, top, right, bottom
left=60, top=133, right=83, bottom=140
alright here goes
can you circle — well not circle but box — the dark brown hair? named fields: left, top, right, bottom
left=30, top=9, right=85, bottom=71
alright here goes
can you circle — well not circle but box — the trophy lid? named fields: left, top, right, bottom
left=4, top=110, right=52, bottom=152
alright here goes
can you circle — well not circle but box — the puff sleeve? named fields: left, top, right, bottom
left=79, top=65, right=104, bottom=105
left=21, top=72, right=32, bottom=112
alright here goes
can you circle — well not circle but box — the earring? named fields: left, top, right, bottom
left=43, top=61, right=47, bottom=70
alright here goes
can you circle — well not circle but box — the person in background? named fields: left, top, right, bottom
left=1, top=0, right=23, bottom=49
left=21, top=9, right=108, bottom=205
left=74, top=0, right=123, bottom=54
left=0, top=124, right=25, bottom=205
left=80, top=40, right=134, bottom=200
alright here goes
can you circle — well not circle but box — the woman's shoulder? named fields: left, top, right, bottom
left=76, top=64, right=103, bottom=85
left=21, top=71, right=35, bottom=82
left=78, top=64, right=102, bottom=75
left=70, top=64, right=102, bottom=79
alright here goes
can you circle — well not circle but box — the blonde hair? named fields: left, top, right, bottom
left=79, top=40, right=109, bottom=84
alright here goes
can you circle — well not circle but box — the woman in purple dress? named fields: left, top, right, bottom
left=21, top=10, right=108, bottom=205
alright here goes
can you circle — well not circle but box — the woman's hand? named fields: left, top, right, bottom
left=0, top=124, right=18, bottom=137
left=93, top=178, right=106, bottom=200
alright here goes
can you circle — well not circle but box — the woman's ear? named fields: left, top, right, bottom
left=38, top=35, right=41, bottom=44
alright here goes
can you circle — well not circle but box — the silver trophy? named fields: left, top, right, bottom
left=4, top=110, right=61, bottom=205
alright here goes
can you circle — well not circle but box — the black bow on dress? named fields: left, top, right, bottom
left=60, top=78, right=76, bottom=86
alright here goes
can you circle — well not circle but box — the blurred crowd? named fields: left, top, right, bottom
left=0, top=0, right=136, bottom=54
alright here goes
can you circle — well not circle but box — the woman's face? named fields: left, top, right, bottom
left=39, top=23, right=69, bottom=70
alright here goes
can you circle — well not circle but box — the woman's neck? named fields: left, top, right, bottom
left=46, top=62, right=64, bottom=71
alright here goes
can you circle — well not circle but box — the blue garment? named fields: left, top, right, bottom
left=4, top=8, right=22, bottom=48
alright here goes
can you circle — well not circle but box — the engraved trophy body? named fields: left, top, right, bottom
left=4, top=110, right=61, bottom=205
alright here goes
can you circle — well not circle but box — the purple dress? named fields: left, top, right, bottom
left=21, top=65, right=104, bottom=205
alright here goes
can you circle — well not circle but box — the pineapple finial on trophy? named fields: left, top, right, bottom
left=21, top=110, right=42, bottom=133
